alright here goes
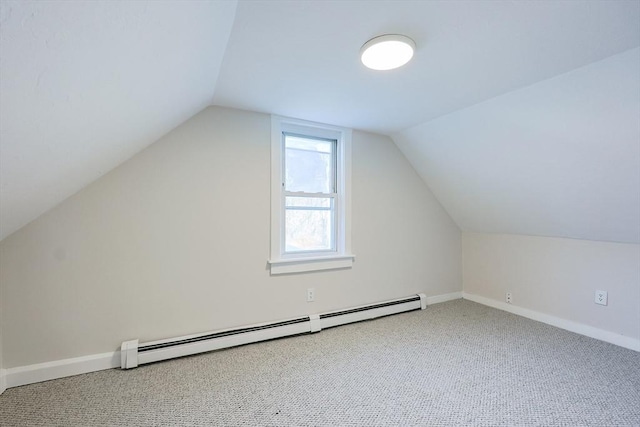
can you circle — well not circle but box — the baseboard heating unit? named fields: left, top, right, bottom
left=121, top=293, right=426, bottom=369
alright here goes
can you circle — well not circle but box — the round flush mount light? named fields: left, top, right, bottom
left=360, top=34, right=416, bottom=71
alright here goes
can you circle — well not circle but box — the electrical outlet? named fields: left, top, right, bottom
left=307, top=288, right=315, bottom=302
left=595, top=290, right=607, bottom=306
left=506, top=292, right=512, bottom=304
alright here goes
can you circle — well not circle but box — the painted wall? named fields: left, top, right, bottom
left=0, top=286, right=4, bottom=393
left=463, top=232, right=640, bottom=342
left=0, top=106, right=461, bottom=368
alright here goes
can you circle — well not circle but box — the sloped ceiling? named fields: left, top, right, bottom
left=1, top=0, right=639, bottom=243
left=0, top=0, right=237, bottom=240
left=213, top=0, right=639, bottom=134
left=393, top=48, right=640, bottom=244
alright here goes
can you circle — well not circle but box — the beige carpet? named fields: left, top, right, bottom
left=1, top=299, right=639, bottom=426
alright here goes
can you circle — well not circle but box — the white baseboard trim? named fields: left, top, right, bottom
left=462, top=292, right=640, bottom=352
left=1, top=291, right=464, bottom=391
left=0, top=369, right=6, bottom=395
left=426, top=291, right=463, bottom=305
left=5, top=351, right=120, bottom=389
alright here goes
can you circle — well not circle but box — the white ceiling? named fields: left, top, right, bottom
left=1, top=0, right=639, bottom=243
left=214, top=0, right=639, bottom=134
left=394, top=48, right=640, bottom=244
left=0, top=0, right=237, bottom=240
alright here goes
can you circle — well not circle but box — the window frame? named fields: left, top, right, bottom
left=269, top=115, right=354, bottom=275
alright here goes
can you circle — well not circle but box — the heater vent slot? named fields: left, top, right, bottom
left=320, top=296, right=421, bottom=319
left=139, top=318, right=309, bottom=353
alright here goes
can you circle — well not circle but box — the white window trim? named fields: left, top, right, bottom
left=269, top=115, right=354, bottom=275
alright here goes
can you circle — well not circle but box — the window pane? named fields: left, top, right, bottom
left=285, top=196, right=331, bottom=209
left=285, top=134, right=335, bottom=193
left=285, top=197, right=334, bottom=252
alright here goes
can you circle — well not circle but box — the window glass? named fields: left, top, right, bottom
left=285, top=134, right=335, bottom=193
left=285, top=197, right=334, bottom=252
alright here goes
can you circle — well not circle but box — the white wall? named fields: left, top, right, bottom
left=0, top=106, right=461, bottom=369
left=0, top=285, right=5, bottom=394
left=463, top=232, right=640, bottom=347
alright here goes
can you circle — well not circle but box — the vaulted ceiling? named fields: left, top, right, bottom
left=0, top=0, right=237, bottom=240
left=1, top=0, right=639, bottom=242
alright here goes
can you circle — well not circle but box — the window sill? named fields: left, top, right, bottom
left=268, top=254, right=355, bottom=275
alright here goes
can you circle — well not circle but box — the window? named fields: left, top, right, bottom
left=269, top=116, right=353, bottom=274
left=284, top=134, right=336, bottom=253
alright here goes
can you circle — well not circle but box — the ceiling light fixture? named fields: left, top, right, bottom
left=360, top=34, right=415, bottom=71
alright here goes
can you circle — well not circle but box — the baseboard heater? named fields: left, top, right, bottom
left=121, top=293, right=426, bottom=369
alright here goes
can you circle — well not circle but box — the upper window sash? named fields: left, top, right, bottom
left=283, top=132, right=337, bottom=194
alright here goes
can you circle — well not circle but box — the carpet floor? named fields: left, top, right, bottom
left=1, top=299, right=639, bottom=426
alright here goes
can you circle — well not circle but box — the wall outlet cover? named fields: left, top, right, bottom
left=595, top=290, right=607, bottom=306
